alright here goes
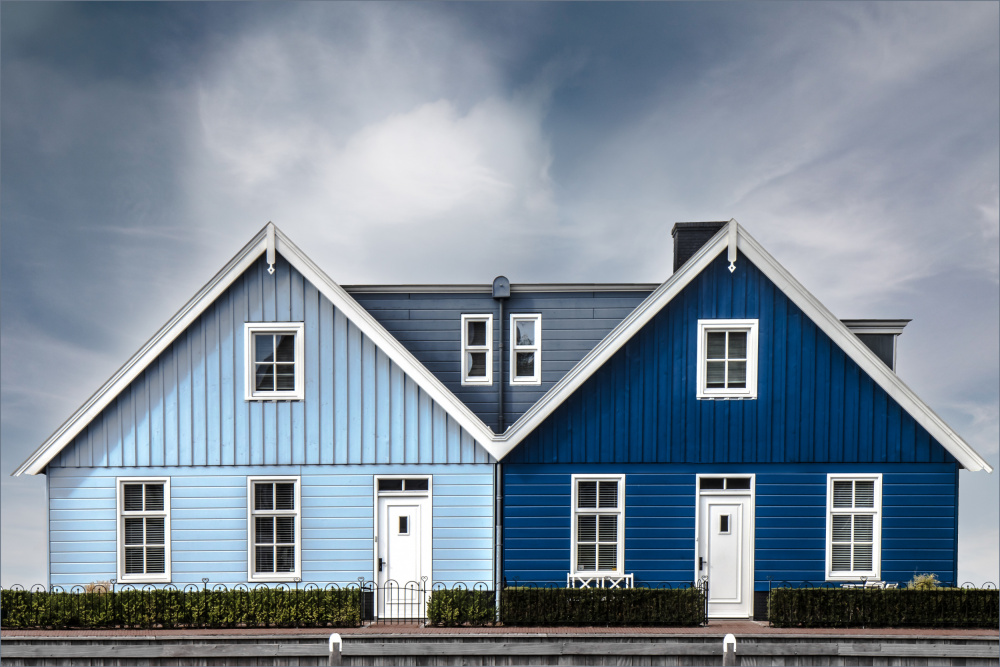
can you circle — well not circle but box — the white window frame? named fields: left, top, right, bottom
left=247, top=476, right=302, bottom=582
left=825, top=473, right=882, bottom=581
left=116, top=477, right=171, bottom=584
left=570, top=474, right=625, bottom=577
left=461, top=314, right=493, bottom=386
left=244, top=322, right=305, bottom=401
left=510, top=313, right=542, bottom=386
left=696, top=319, right=759, bottom=399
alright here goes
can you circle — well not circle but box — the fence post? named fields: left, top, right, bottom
left=722, top=634, right=737, bottom=666
left=328, top=632, right=342, bottom=666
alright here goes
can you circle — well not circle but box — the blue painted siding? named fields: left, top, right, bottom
left=48, top=464, right=494, bottom=587
left=505, top=254, right=957, bottom=466
left=503, top=463, right=958, bottom=589
left=347, top=290, right=653, bottom=429
left=51, top=255, right=492, bottom=469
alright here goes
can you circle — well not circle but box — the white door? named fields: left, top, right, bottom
left=697, top=494, right=752, bottom=618
left=377, top=496, right=430, bottom=618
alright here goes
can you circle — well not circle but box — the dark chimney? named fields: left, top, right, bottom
left=671, top=221, right=728, bottom=272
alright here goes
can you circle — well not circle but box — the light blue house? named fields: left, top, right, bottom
left=15, top=220, right=991, bottom=621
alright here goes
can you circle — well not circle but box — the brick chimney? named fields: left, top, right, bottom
left=671, top=221, right=728, bottom=272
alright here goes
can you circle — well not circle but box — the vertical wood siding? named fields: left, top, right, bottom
left=503, top=463, right=958, bottom=588
left=348, top=290, right=652, bottom=430
left=47, top=464, right=494, bottom=587
left=505, top=254, right=957, bottom=466
left=51, top=255, right=491, bottom=469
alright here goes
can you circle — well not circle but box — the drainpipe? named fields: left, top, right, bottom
left=492, top=276, right=510, bottom=433
left=491, top=276, right=510, bottom=612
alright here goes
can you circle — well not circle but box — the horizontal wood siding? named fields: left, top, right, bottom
left=503, top=463, right=958, bottom=588
left=347, top=291, right=652, bottom=429
left=47, top=464, right=493, bottom=587
left=506, top=254, right=956, bottom=466
left=50, top=255, right=491, bottom=470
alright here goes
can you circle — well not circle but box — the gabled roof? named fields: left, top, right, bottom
left=13, top=223, right=500, bottom=476
left=16, top=220, right=992, bottom=476
left=490, top=220, right=993, bottom=472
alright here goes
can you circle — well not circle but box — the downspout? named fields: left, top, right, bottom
left=491, top=276, right=510, bottom=609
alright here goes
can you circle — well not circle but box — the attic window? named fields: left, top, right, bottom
left=245, top=323, right=304, bottom=401
left=696, top=320, right=758, bottom=399
left=510, top=314, right=542, bottom=385
left=461, top=314, right=493, bottom=385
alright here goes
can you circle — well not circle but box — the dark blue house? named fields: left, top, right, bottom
left=15, top=220, right=990, bottom=620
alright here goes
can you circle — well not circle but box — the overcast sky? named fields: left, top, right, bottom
left=2, top=2, right=997, bottom=587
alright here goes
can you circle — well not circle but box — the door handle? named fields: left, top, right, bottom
left=699, top=557, right=704, bottom=571
left=378, top=558, right=384, bottom=572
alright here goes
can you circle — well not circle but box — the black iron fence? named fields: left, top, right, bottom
left=767, top=580, right=999, bottom=628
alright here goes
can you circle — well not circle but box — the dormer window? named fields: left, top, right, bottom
left=461, top=314, right=493, bottom=385
left=245, top=323, right=304, bottom=400
left=696, top=319, right=758, bottom=399
left=510, top=314, right=541, bottom=385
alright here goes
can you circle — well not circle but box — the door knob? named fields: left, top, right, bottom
left=378, top=558, right=384, bottom=572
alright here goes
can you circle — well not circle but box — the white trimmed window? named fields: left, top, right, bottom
left=826, top=474, right=881, bottom=580
left=248, top=477, right=301, bottom=581
left=117, top=478, right=171, bottom=583
left=571, top=475, right=625, bottom=575
left=696, top=319, right=758, bottom=399
left=461, top=314, right=493, bottom=385
left=244, top=323, right=304, bottom=400
left=510, top=314, right=542, bottom=385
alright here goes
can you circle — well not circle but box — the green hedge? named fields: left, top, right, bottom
left=769, top=587, right=1000, bottom=628
left=1, top=587, right=360, bottom=629
left=500, top=587, right=705, bottom=626
left=427, top=589, right=496, bottom=626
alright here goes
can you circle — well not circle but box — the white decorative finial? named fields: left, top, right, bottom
left=727, top=219, right=738, bottom=273
left=266, top=223, right=276, bottom=275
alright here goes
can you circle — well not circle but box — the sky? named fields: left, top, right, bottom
left=1, top=2, right=997, bottom=587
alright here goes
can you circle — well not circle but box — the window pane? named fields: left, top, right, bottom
left=726, top=478, right=751, bottom=490
left=832, top=481, right=853, bottom=508
left=125, top=547, right=145, bottom=574
left=378, top=479, right=403, bottom=492
left=577, top=481, right=597, bottom=508
left=598, top=515, right=617, bottom=543
left=145, top=517, right=165, bottom=545
left=515, top=352, right=535, bottom=377
left=853, top=515, right=873, bottom=542
left=255, top=364, right=275, bottom=392
left=276, top=546, right=295, bottom=572
left=577, top=515, right=596, bottom=542
left=124, top=518, right=145, bottom=545
left=467, top=352, right=486, bottom=377
left=256, top=546, right=274, bottom=573
left=577, top=544, right=596, bottom=571
left=706, top=362, right=726, bottom=387
left=255, top=516, right=274, bottom=544
left=699, top=478, right=724, bottom=490
left=146, top=547, right=165, bottom=574
left=515, top=320, right=535, bottom=346
left=597, top=544, right=617, bottom=571
left=275, top=517, right=295, bottom=544
left=404, top=479, right=429, bottom=491
left=598, top=481, right=618, bottom=509
left=255, top=334, right=274, bottom=363
left=727, top=361, right=747, bottom=388
left=854, top=544, right=873, bottom=571
left=124, top=484, right=144, bottom=512
left=145, top=484, right=164, bottom=512
left=855, top=481, right=875, bottom=508
left=275, top=335, right=295, bottom=363
left=706, top=332, right=726, bottom=359
left=467, top=321, right=486, bottom=346
left=832, top=515, right=852, bottom=542
left=831, top=544, right=851, bottom=571
left=255, top=483, right=274, bottom=511
left=275, top=365, right=296, bottom=391
left=728, top=332, right=747, bottom=359
left=275, top=483, right=295, bottom=510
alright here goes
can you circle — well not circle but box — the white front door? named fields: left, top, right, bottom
left=377, top=495, right=431, bottom=618
left=697, top=492, right=753, bottom=618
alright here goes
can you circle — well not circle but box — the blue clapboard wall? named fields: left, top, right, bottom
left=502, top=251, right=960, bottom=588
left=348, top=289, right=653, bottom=430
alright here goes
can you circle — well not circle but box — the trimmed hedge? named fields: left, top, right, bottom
left=1, top=587, right=360, bottom=629
left=427, top=589, right=496, bottom=626
left=500, top=587, right=706, bottom=626
left=769, top=587, right=999, bottom=628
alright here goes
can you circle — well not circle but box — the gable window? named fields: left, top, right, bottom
left=826, top=474, right=881, bottom=580
left=248, top=477, right=301, bottom=581
left=571, top=475, right=625, bottom=575
left=117, top=478, right=170, bottom=583
left=244, top=323, right=304, bottom=400
left=461, top=314, right=493, bottom=385
left=696, top=319, right=758, bottom=399
left=510, top=314, right=542, bottom=385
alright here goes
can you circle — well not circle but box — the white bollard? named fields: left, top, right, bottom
left=722, top=633, right=737, bottom=666
left=328, top=632, right=342, bottom=666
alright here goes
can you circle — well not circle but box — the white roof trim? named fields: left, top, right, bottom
left=14, top=224, right=498, bottom=476
left=493, top=221, right=992, bottom=473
